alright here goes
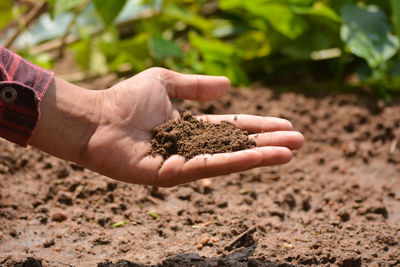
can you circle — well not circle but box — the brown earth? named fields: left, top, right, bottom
left=0, top=85, right=400, bottom=267
left=149, top=111, right=256, bottom=160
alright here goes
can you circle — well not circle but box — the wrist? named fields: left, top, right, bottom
left=30, top=77, right=101, bottom=163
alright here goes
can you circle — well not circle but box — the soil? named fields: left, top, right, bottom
left=149, top=111, right=256, bottom=160
left=1, top=86, right=400, bottom=267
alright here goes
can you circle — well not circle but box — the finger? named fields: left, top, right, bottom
left=156, top=155, right=186, bottom=187
left=181, top=147, right=292, bottom=182
left=157, top=147, right=292, bottom=186
left=195, top=114, right=293, bottom=133
left=250, top=131, right=304, bottom=150
left=163, top=70, right=230, bottom=101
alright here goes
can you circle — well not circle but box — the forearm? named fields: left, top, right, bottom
left=30, top=77, right=101, bottom=163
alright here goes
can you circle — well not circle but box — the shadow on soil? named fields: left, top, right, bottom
left=11, top=247, right=293, bottom=267
left=97, top=228, right=293, bottom=267
left=97, top=246, right=293, bottom=267
left=11, top=228, right=293, bottom=267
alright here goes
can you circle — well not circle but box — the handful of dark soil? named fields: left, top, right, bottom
left=149, top=111, right=256, bottom=160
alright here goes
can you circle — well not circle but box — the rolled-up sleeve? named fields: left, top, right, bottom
left=0, top=45, right=54, bottom=146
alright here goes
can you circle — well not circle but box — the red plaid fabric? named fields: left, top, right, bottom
left=0, top=46, right=54, bottom=146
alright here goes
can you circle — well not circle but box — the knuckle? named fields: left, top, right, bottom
left=266, top=132, right=272, bottom=146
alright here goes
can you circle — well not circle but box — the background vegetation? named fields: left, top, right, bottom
left=1, top=0, right=399, bottom=96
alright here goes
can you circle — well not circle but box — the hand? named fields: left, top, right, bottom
left=82, top=68, right=304, bottom=186
left=32, top=68, right=304, bottom=187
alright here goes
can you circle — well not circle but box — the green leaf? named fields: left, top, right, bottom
left=293, top=1, right=341, bottom=23
left=189, top=32, right=248, bottom=84
left=234, top=31, right=271, bottom=59
left=219, top=0, right=245, bottom=10
left=244, top=1, right=308, bottom=39
left=69, top=34, right=108, bottom=75
left=90, top=40, right=109, bottom=75
left=100, top=32, right=150, bottom=72
left=387, top=59, right=400, bottom=90
left=189, top=32, right=236, bottom=58
left=48, top=0, right=87, bottom=18
left=93, top=0, right=127, bottom=25
left=0, top=0, right=13, bottom=29
left=69, top=38, right=91, bottom=71
left=184, top=50, right=203, bottom=73
left=290, top=0, right=314, bottom=7
left=163, top=4, right=213, bottom=32
left=146, top=211, right=159, bottom=219
left=340, top=4, right=399, bottom=68
left=281, top=31, right=333, bottom=60
left=392, top=0, right=400, bottom=39
left=148, top=34, right=183, bottom=60
left=111, top=220, right=129, bottom=228
left=19, top=52, right=54, bottom=70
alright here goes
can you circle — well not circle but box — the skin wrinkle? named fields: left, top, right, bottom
left=204, top=114, right=211, bottom=124
left=202, top=154, right=213, bottom=176
left=266, top=131, right=271, bottom=147
left=137, top=156, right=157, bottom=185
left=157, top=158, right=172, bottom=186
left=226, top=153, right=234, bottom=174
left=203, top=154, right=221, bottom=177
left=166, top=75, right=179, bottom=100
left=158, top=156, right=184, bottom=187
left=151, top=67, right=176, bottom=99
left=162, top=96, right=174, bottom=123
left=166, top=72, right=185, bottom=100
left=82, top=127, right=109, bottom=175
left=110, top=88, right=129, bottom=126
left=237, top=151, right=257, bottom=173
left=52, top=80, right=93, bottom=164
left=249, top=132, right=304, bottom=149
left=143, top=72, right=177, bottom=127
left=173, top=159, right=184, bottom=186
left=78, top=97, right=102, bottom=164
left=195, top=75, right=202, bottom=101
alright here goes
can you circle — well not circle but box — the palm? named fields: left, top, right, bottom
left=107, top=74, right=177, bottom=132
left=82, top=68, right=304, bottom=187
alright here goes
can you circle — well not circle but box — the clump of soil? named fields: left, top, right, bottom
left=150, top=111, right=256, bottom=160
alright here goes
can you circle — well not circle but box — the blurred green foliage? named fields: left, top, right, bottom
left=2, top=0, right=400, bottom=95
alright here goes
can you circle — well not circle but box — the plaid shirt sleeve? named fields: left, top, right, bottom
left=0, top=45, right=54, bottom=147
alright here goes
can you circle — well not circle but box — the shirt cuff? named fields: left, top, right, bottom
left=0, top=46, right=54, bottom=147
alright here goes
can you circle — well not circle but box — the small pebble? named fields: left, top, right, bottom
left=43, top=239, right=55, bottom=248
left=51, top=212, right=68, bottom=222
left=197, top=234, right=210, bottom=249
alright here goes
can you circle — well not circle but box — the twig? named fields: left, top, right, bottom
left=27, top=10, right=156, bottom=54
left=30, top=34, right=81, bottom=54
left=5, top=1, right=47, bottom=49
left=295, top=238, right=310, bottom=243
left=389, top=137, right=399, bottom=154
left=43, top=259, right=73, bottom=267
left=55, top=262, right=73, bottom=267
left=224, top=227, right=256, bottom=251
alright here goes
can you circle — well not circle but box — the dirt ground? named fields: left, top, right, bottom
left=0, top=82, right=399, bottom=266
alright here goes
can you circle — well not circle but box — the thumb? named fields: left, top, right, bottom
left=160, top=69, right=231, bottom=101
